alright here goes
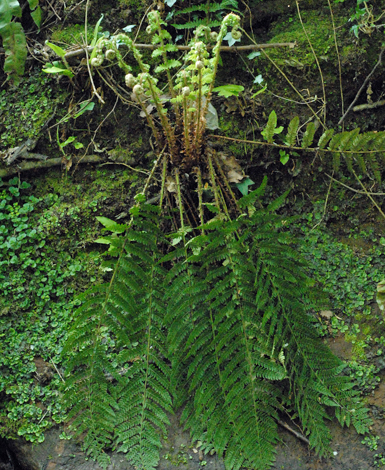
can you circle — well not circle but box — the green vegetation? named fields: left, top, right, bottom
left=0, top=72, right=58, bottom=150
left=2, top=0, right=385, bottom=469
left=59, top=10, right=376, bottom=470
left=0, top=178, right=83, bottom=442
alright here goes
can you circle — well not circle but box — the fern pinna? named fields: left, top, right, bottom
left=63, top=181, right=370, bottom=470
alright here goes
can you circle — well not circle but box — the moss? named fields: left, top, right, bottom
left=262, top=10, right=349, bottom=69
left=0, top=70, right=64, bottom=151
left=50, top=23, right=99, bottom=46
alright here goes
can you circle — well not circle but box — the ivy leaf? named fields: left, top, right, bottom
left=213, top=84, right=244, bottom=98
left=122, top=25, right=136, bottom=33
left=165, top=0, right=177, bottom=6
left=223, top=31, right=240, bottom=47
left=253, top=74, right=264, bottom=84
left=235, top=177, right=254, bottom=196
left=279, top=150, right=289, bottom=165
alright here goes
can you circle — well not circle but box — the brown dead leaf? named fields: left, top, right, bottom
left=227, top=169, right=244, bottom=183
left=166, top=176, right=177, bottom=193
left=223, top=155, right=242, bottom=171
left=62, top=156, right=73, bottom=171
left=140, top=104, right=155, bottom=118
left=320, top=310, right=333, bottom=320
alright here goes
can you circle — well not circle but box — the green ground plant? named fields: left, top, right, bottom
left=0, top=177, right=90, bottom=442
left=0, top=72, right=57, bottom=150
left=61, top=11, right=372, bottom=470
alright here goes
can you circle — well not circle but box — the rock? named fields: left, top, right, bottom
left=6, top=414, right=225, bottom=470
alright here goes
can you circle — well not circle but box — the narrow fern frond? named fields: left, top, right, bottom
left=301, top=122, right=316, bottom=149
left=63, top=202, right=170, bottom=469
left=285, top=116, right=299, bottom=147
left=317, top=128, right=334, bottom=149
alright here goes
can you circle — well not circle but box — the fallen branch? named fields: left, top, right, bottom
left=353, top=99, right=385, bottom=112
left=326, top=173, right=385, bottom=195
left=64, top=42, right=296, bottom=61
left=277, top=419, right=310, bottom=446
left=0, top=154, right=104, bottom=178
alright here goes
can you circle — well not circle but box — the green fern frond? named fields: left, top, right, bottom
left=317, top=128, right=334, bottom=149
left=262, top=110, right=279, bottom=144
left=301, top=122, right=316, bottom=149
left=172, top=19, right=223, bottom=30
left=63, top=202, right=171, bottom=469
left=155, top=59, right=182, bottom=73
left=285, top=116, right=299, bottom=147
left=179, top=0, right=238, bottom=14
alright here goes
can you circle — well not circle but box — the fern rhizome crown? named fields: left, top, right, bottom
left=62, top=11, right=371, bottom=470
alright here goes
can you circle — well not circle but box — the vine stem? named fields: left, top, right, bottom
left=63, top=42, right=297, bottom=61
left=351, top=169, right=385, bottom=220
left=325, top=173, right=385, bottom=196
left=296, top=1, right=326, bottom=125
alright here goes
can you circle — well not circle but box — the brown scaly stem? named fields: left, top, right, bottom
left=194, top=68, right=203, bottom=156
left=159, top=155, right=168, bottom=212
left=207, top=153, right=221, bottom=210
left=183, top=95, right=191, bottom=158
left=212, top=153, right=239, bottom=210
left=196, top=167, right=205, bottom=233
left=135, top=93, right=163, bottom=147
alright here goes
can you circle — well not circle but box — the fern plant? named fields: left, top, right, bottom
left=0, top=0, right=42, bottom=82
left=62, top=11, right=372, bottom=470
left=63, top=179, right=371, bottom=470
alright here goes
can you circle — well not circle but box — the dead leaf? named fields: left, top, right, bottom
left=221, top=155, right=242, bottom=171
left=227, top=169, right=244, bottom=183
left=320, top=310, right=333, bottom=320
left=62, top=156, right=73, bottom=171
left=140, top=104, right=154, bottom=118
left=166, top=176, right=177, bottom=193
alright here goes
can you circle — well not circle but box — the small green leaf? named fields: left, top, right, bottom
left=74, top=101, right=95, bottom=118
left=45, top=41, right=67, bottom=58
left=279, top=150, right=289, bottom=165
left=248, top=51, right=260, bottom=60
left=42, top=66, right=74, bottom=77
left=123, top=25, right=136, bottom=33
left=213, top=84, right=244, bottom=98
left=235, top=177, right=254, bottom=196
left=59, top=136, right=76, bottom=148
left=96, top=216, right=128, bottom=233
left=74, top=142, right=84, bottom=149
left=29, top=4, right=41, bottom=29
left=91, top=14, right=104, bottom=47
